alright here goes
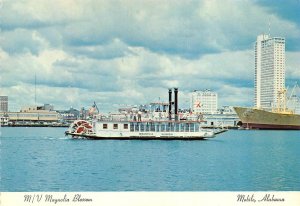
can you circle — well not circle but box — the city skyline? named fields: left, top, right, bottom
left=0, top=0, right=300, bottom=112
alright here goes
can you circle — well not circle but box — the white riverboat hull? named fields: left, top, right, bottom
left=65, top=130, right=215, bottom=140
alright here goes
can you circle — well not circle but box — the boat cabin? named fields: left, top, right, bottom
left=94, top=121, right=202, bottom=133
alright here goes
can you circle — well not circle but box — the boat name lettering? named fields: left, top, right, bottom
left=161, top=133, right=174, bottom=136
left=139, top=133, right=154, bottom=136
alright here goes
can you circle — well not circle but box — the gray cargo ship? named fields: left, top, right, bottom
left=234, top=107, right=300, bottom=130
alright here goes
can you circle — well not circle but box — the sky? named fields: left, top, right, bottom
left=0, top=0, right=300, bottom=112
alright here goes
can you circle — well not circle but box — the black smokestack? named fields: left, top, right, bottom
left=168, top=88, right=172, bottom=120
left=174, top=88, right=178, bottom=121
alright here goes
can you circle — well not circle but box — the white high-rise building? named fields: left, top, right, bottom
left=190, top=90, right=218, bottom=114
left=254, top=34, right=285, bottom=109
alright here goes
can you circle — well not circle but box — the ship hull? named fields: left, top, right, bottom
left=65, top=130, right=217, bottom=140
left=65, top=131, right=211, bottom=140
left=234, top=107, right=300, bottom=130
left=241, top=123, right=300, bottom=130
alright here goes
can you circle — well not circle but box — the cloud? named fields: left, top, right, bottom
left=1, top=29, right=48, bottom=55
left=217, top=84, right=253, bottom=107
left=2, top=0, right=299, bottom=57
left=0, top=0, right=83, bottom=30
left=68, top=38, right=131, bottom=59
left=286, top=52, right=300, bottom=78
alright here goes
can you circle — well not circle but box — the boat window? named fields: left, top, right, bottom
left=145, top=123, right=150, bottom=131
left=170, top=123, right=175, bottom=132
left=195, top=123, right=199, bottom=132
left=150, top=123, right=155, bottom=132
left=130, top=123, right=134, bottom=131
left=185, top=123, right=190, bottom=132
left=180, top=124, right=184, bottom=132
left=135, top=123, right=139, bottom=131
left=175, top=123, right=180, bottom=132
left=155, top=124, right=160, bottom=132
left=161, top=124, right=165, bottom=132
left=103, top=124, right=108, bottom=129
left=124, top=124, right=128, bottom=129
left=166, top=123, right=170, bottom=132
left=140, top=123, right=144, bottom=131
left=113, top=124, right=118, bottom=129
left=190, top=123, right=194, bottom=132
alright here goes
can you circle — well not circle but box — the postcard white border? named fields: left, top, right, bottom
left=1, top=192, right=300, bottom=206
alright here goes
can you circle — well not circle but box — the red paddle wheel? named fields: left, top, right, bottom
left=71, top=120, right=93, bottom=135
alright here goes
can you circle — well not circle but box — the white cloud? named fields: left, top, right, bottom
left=1, top=0, right=84, bottom=27
left=217, top=84, right=253, bottom=107
left=1, top=29, right=48, bottom=54
left=286, top=52, right=300, bottom=79
left=3, top=0, right=299, bottom=55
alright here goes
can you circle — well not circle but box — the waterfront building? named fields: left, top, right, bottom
left=0, top=105, right=59, bottom=123
left=202, top=113, right=239, bottom=128
left=0, top=114, right=9, bottom=125
left=0, top=96, right=8, bottom=112
left=56, top=107, right=80, bottom=123
left=254, top=34, right=285, bottom=109
left=190, top=89, right=218, bottom=114
left=201, top=106, right=239, bottom=128
left=43, top=104, right=54, bottom=111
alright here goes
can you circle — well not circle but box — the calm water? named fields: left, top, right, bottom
left=0, top=127, right=299, bottom=191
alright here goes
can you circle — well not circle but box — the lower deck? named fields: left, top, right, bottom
left=65, top=131, right=210, bottom=140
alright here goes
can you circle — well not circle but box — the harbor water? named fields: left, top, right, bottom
left=0, top=127, right=299, bottom=191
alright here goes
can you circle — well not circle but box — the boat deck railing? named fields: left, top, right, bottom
left=95, top=116, right=205, bottom=123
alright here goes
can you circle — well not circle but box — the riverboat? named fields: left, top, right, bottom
left=65, top=118, right=217, bottom=140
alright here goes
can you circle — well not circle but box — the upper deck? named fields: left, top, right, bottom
left=93, top=119, right=205, bottom=133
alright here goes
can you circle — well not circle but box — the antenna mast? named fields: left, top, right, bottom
left=268, top=17, right=271, bottom=36
left=35, top=74, right=37, bottom=106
